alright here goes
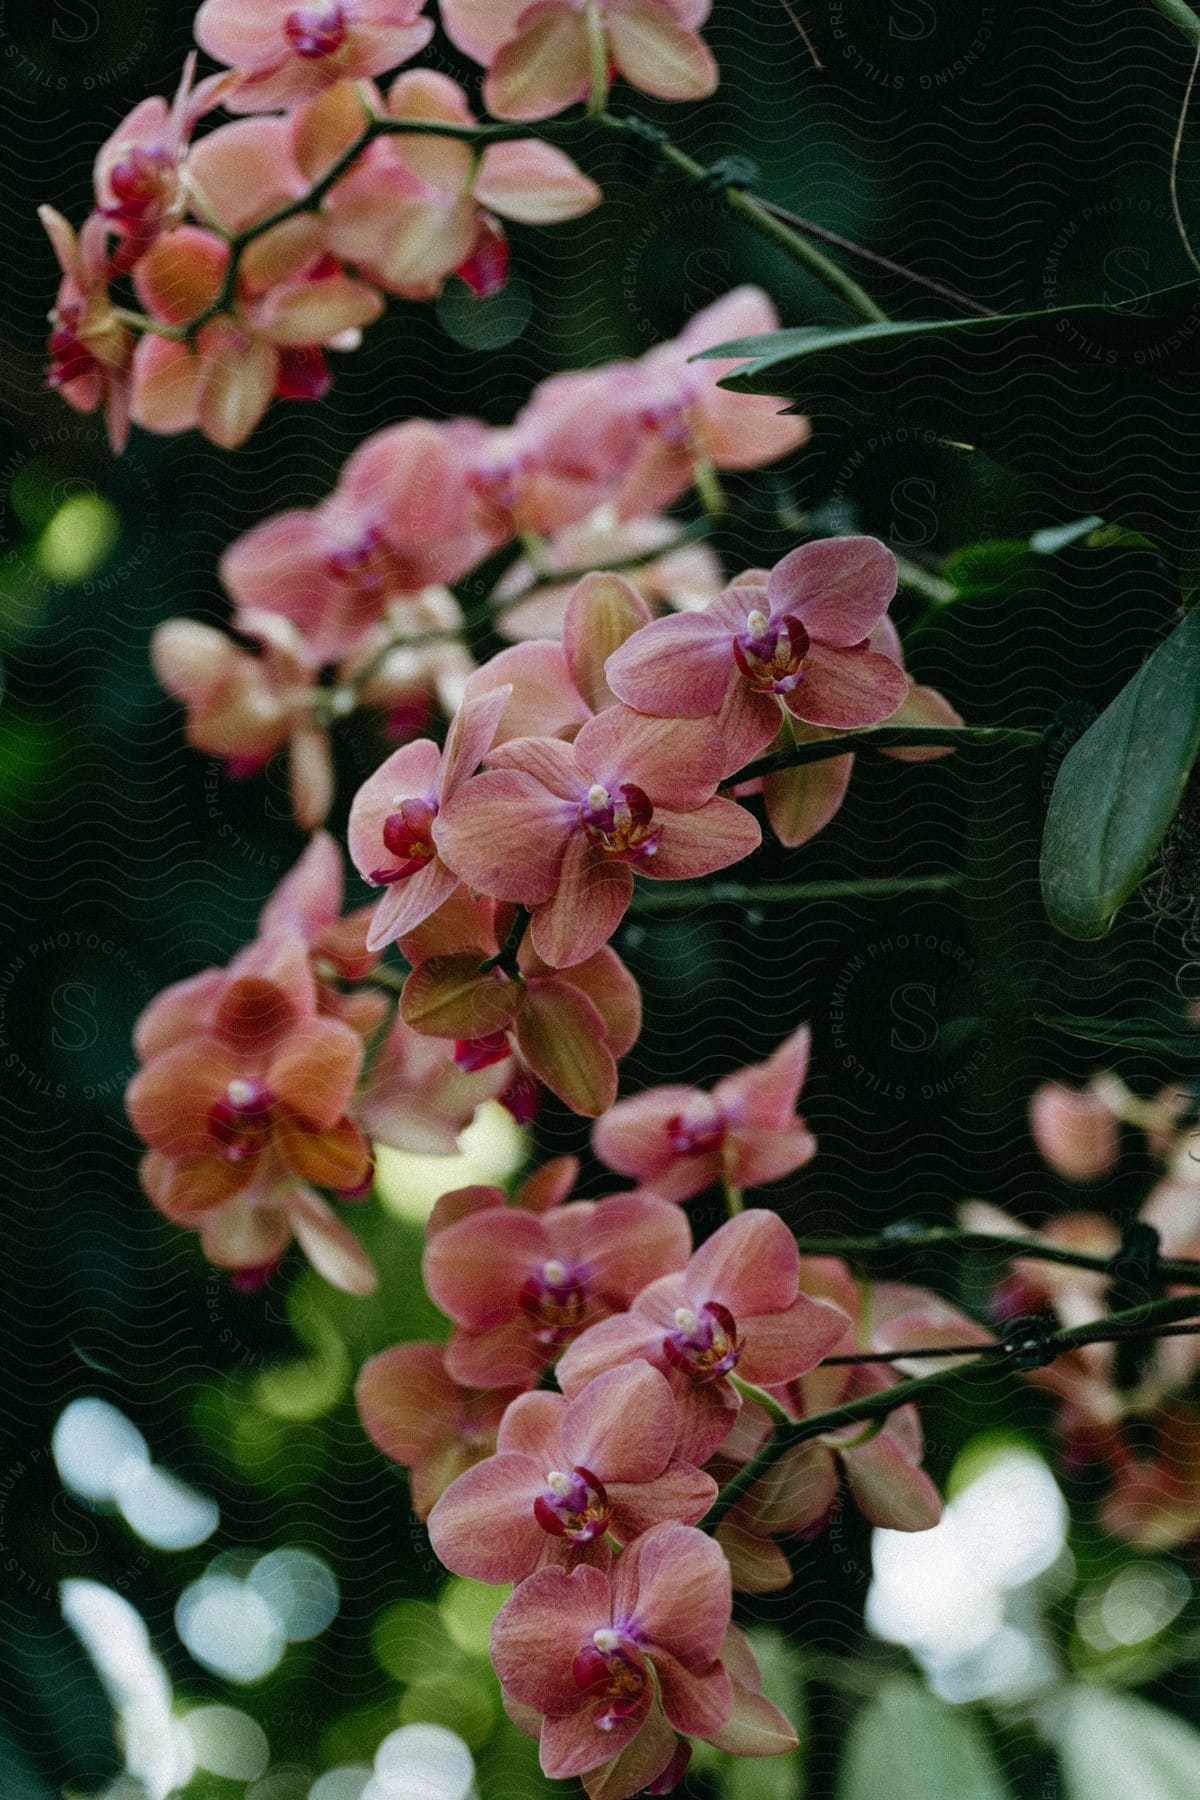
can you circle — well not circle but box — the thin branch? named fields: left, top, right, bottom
left=627, top=873, right=963, bottom=911
left=177, top=108, right=891, bottom=336
left=753, top=198, right=994, bottom=317
left=792, top=1225, right=1200, bottom=1288
left=735, top=725, right=1044, bottom=783
left=703, top=1291, right=1200, bottom=1529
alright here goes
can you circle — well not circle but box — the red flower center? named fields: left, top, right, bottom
left=453, top=1032, right=511, bottom=1073
left=207, top=1077, right=275, bottom=1162
left=105, top=145, right=174, bottom=231
left=284, top=5, right=347, bottom=56
left=370, top=796, right=438, bottom=885
left=47, top=317, right=98, bottom=390
left=519, top=1257, right=590, bottom=1344
left=664, top=1105, right=725, bottom=1157
left=580, top=782, right=662, bottom=862
left=732, top=607, right=810, bottom=694
left=534, top=1464, right=611, bottom=1542
left=663, top=1300, right=741, bottom=1380
left=573, top=1634, right=649, bottom=1732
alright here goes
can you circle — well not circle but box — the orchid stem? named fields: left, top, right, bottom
left=173, top=109, right=892, bottom=340
left=736, top=725, right=1044, bottom=783
left=628, top=873, right=963, bottom=911
left=480, top=907, right=531, bottom=979
left=722, top=1178, right=745, bottom=1217
left=790, top=1225, right=1200, bottom=1287
left=703, top=1291, right=1200, bottom=1530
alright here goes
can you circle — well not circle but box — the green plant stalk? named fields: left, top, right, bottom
left=736, top=725, right=1044, bottom=783
left=703, top=1291, right=1200, bottom=1529
left=790, top=1225, right=1200, bottom=1287
left=178, top=109, right=890, bottom=337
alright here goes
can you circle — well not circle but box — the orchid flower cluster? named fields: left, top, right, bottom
left=353, top=1036, right=986, bottom=1796
left=45, top=4, right=1197, bottom=1796
left=39, top=0, right=720, bottom=452
left=148, top=283, right=816, bottom=827
left=965, top=1075, right=1200, bottom=1554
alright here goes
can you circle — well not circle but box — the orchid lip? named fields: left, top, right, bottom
left=579, top=782, right=662, bottom=862
left=533, top=1463, right=611, bottom=1541
left=663, top=1299, right=741, bottom=1380
left=284, top=4, right=347, bottom=57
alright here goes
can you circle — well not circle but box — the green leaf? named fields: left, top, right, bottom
left=1039, top=606, right=1200, bottom=937
left=1048, top=1686, right=1200, bottom=1799
left=837, top=1680, right=1012, bottom=1800
left=702, top=286, right=1200, bottom=557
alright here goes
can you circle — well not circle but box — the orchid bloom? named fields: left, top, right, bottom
left=557, top=1210, right=850, bottom=1463
left=495, top=506, right=725, bottom=641
left=151, top=610, right=335, bottom=829
left=398, top=888, right=643, bottom=1117
left=130, top=196, right=382, bottom=447
left=1029, top=1079, right=1122, bottom=1182
left=710, top=1262, right=985, bottom=1589
left=489, top=1522, right=734, bottom=1784
left=127, top=932, right=376, bottom=1293
left=40, top=207, right=132, bottom=453
left=592, top=1022, right=817, bottom=1203
left=422, top=1180, right=692, bottom=1386
left=194, top=0, right=433, bottom=113
left=717, top=1363, right=944, bottom=1593
left=441, top=0, right=718, bottom=122
left=437, top=704, right=762, bottom=969
left=348, top=687, right=511, bottom=950
left=427, top=1361, right=716, bottom=1583
left=354, top=1011, right=516, bottom=1153
left=461, top=569, right=651, bottom=750
left=606, top=538, right=907, bottom=781
left=355, top=1342, right=520, bottom=1517
left=736, top=613, right=963, bottom=849
left=299, top=74, right=600, bottom=302
left=612, top=287, right=811, bottom=518
left=93, top=56, right=226, bottom=270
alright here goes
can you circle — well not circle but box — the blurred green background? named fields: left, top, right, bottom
left=3, top=1, right=1200, bottom=1795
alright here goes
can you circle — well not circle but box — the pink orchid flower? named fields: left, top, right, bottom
left=355, top=1341, right=520, bottom=1517
left=612, top=287, right=810, bottom=519
left=462, top=570, right=652, bottom=750
left=128, top=931, right=376, bottom=1292
left=130, top=203, right=382, bottom=447
left=736, top=613, right=963, bottom=848
left=489, top=1522, right=733, bottom=1783
left=709, top=1261, right=983, bottom=1589
left=354, top=1011, right=516, bottom=1153
left=427, top=1361, right=716, bottom=1583
left=592, top=1022, right=817, bottom=1203
left=40, top=207, right=133, bottom=453
left=194, top=0, right=433, bottom=113
left=422, top=1179, right=692, bottom=1387
left=496, top=507, right=725, bottom=641
left=605, top=537, right=907, bottom=776
left=348, top=687, right=511, bottom=951
left=398, top=888, right=643, bottom=1117
left=442, top=0, right=718, bottom=123
left=1029, top=1079, right=1121, bottom=1182
left=299, top=74, right=599, bottom=301
left=437, top=704, right=761, bottom=969
left=93, top=56, right=225, bottom=271
left=557, top=1209, right=850, bottom=1463
left=151, top=610, right=335, bottom=829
